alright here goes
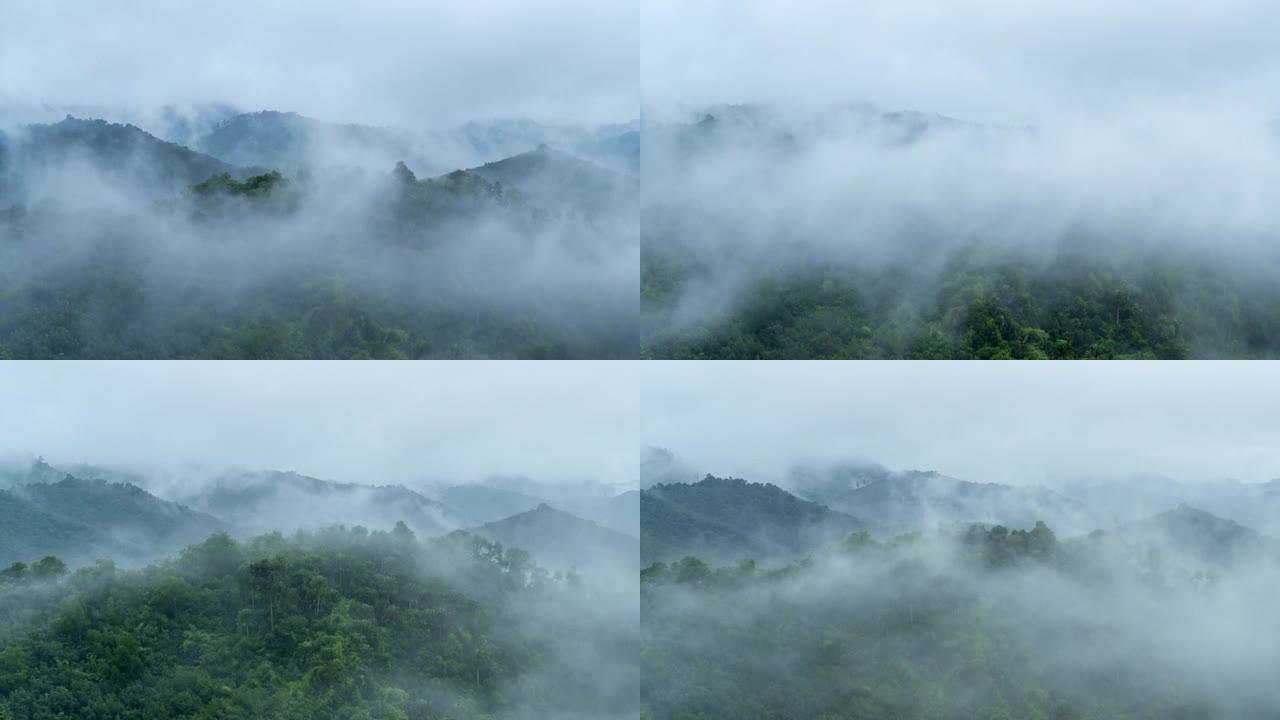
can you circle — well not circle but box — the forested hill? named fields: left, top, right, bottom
left=468, top=144, right=636, bottom=218
left=0, top=525, right=638, bottom=719
left=641, top=475, right=862, bottom=565
left=0, top=474, right=223, bottom=568
left=642, top=519, right=1280, bottom=720
left=476, top=503, right=640, bottom=583
left=1113, top=504, right=1279, bottom=569
left=195, top=110, right=428, bottom=174
left=185, top=469, right=459, bottom=538
left=788, top=463, right=1087, bottom=535
left=3, top=117, right=254, bottom=197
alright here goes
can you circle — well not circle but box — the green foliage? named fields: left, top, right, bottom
left=28, top=557, right=66, bottom=581
left=642, top=242, right=1280, bottom=359
left=0, top=476, right=223, bottom=568
left=641, top=476, right=860, bottom=566
left=0, top=526, right=630, bottom=719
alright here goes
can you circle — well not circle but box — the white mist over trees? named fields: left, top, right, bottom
left=641, top=362, right=1280, bottom=718
left=640, top=2, right=1280, bottom=359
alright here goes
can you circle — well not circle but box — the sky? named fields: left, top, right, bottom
left=641, top=362, right=1280, bottom=486
left=0, top=361, right=640, bottom=487
left=0, top=0, right=637, bottom=128
left=642, top=0, right=1280, bottom=126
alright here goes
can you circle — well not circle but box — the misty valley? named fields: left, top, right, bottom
left=641, top=104, right=1280, bottom=359
left=0, top=458, right=639, bottom=719
left=639, top=447, right=1280, bottom=720
left=0, top=110, right=638, bottom=359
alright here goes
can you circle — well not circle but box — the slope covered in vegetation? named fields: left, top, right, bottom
left=0, top=524, right=637, bottom=719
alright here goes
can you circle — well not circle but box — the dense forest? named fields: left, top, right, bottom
left=641, top=522, right=1280, bottom=720
left=642, top=241, right=1280, bottom=360
left=0, top=524, right=638, bottom=719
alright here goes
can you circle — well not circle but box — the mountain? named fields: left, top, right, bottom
left=1059, top=475, right=1280, bottom=536
left=642, top=102, right=1013, bottom=176
left=453, top=118, right=640, bottom=174
left=0, top=102, right=242, bottom=147
left=184, top=470, right=459, bottom=537
left=1110, top=505, right=1278, bottom=571
left=641, top=475, right=862, bottom=566
left=450, top=475, right=640, bottom=536
left=435, top=483, right=546, bottom=526
left=468, top=144, right=635, bottom=218
left=790, top=463, right=1089, bottom=535
left=475, top=503, right=639, bottom=583
left=0, top=471, right=223, bottom=567
left=6, top=116, right=250, bottom=197
left=196, top=110, right=432, bottom=174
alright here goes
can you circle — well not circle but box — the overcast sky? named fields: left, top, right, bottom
left=643, top=0, right=1280, bottom=126
left=0, top=362, right=639, bottom=487
left=642, top=362, right=1280, bottom=486
left=0, top=0, right=637, bottom=127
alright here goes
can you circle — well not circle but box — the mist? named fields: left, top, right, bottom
left=641, top=360, right=1280, bottom=718
left=0, top=361, right=640, bottom=717
left=641, top=2, right=1280, bottom=358
left=0, top=0, right=639, bottom=360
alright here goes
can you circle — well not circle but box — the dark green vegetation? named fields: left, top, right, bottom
left=0, top=526, right=637, bottom=719
left=641, top=476, right=860, bottom=566
left=642, top=242, right=1280, bottom=359
left=642, top=519, right=1280, bottom=720
left=0, top=114, right=637, bottom=359
left=0, top=468, right=223, bottom=568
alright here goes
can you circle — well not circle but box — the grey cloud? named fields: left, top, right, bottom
left=643, top=0, right=1280, bottom=125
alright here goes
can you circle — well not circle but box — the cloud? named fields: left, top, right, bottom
left=643, top=0, right=1280, bottom=125
left=0, top=0, right=638, bottom=127
left=0, top=361, right=640, bottom=486
left=640, top=362, right=1280, bottom=485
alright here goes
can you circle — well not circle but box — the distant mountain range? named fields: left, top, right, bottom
left=0, top=458, right=637, bottom=586
left=0, top=109, right=638, bottom=218
left=195, top=110, right=431, bottom=174
left=1109, top=504, right=1279, bottom=571
left=788, top=462, right=1090, bottom=536
left=183, top=469, right=460, bottom=537
left=641, top=448, right=1280, bottom=571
